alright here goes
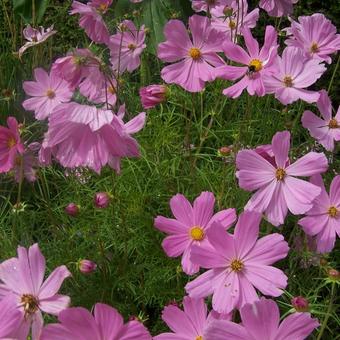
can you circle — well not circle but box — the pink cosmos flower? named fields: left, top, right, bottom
left=215, top=26, right=278, bottom=98
left=70, top=0, right=112, bottom=44
left=0, top=117, right=24, bottom=173
left=139, top=84, right=167, bottom=109
left=285, top=13, right=340, bottom=64
left=236, top=131, right=328, bottom=226
left=0, top=244, right=71, bottom=340
left=259, top=0, right=298, bottom=17
left=302, top=90, right=340, bottom=151
left=40, top=103, right=144, bottom=174
left=191, top=0, right=228, bottom=12
left=0, top=295, right=23, bottom=339
left=154, top=191, right=236, bottom=275
left=41, top=303, right=151, bottom=339
left=109, top=20, right=146, bottom=73
left=158, top=15, right=224, bottom=93
left=298, top=174, right=340, bottom=254
left=205, top=297, right=319, bottom=340
left=19, top=24, right=57, bottom=58
left=154, top=296, right=231, bottom=340
left=210, top=1, right=259, bottom=41
left=263, top=47, right=326, bottom=105
left=186, top=211, right=289, bottom=314
left=22, top=68, right=73, bottom=120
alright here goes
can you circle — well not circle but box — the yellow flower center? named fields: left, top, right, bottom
left=189, top=47, right=202, bottom=60
left=21, top=294, right=39, bottom=317
left=328, top=206, right=338, bottom=218
left=128, top=43, right=136, bottom=51
left=329, top=118, right=339, bottom=129
left=98, top=3, right=108, bottom=12
left=230, top=259, right=243, bottom=272
left=7, top=137, right=16, bottom=148
left=283, top=75, right=293, bottom=87
left=310, top=42, right=319, bottom=53
left=276, top=168, right=286, bottom=181
left=196, top=336, right=203, bottom=340
left=46, top=89, right=56, bottom=99
left=229, top=20, right=236, bottom=29
left=190, top=226, right=205, bottom=241
left=248, top=59, right=263, bottom=72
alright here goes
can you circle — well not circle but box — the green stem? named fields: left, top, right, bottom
left=328, top=54, right=340, bottom=93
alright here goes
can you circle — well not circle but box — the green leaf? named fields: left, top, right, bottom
left=12, top=0, right=50, bottom=24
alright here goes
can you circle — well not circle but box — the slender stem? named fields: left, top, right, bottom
left=328, top=54, right=340, bottom=93
left=317, top=283, right=336, bottom=340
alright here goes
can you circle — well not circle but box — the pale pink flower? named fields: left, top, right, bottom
left=0, top=117, right=24, bottom=173
left=19, top=25, right=56, bottom=58
left=298, top=174, right=340, bottom=254
left=259, top=0, right=298, bottom=17
left=0, top=244, right=71, bottom=340
left=139, top=84, right=167, bottom=109
left=285, top=13, right=340, bottom=64
left=70, top=0, right=112, bottom=44
left=154, top=191, right=236, bottom=275
left=236, top=131, right=328, bottom=226
left=23, top=68, right=73, bottom=120
left=154, top=296, right=231, bottom=340
left=205, top=297, right=319, bottom=340
left=41, top=303, right=151, bottom=339
left=40, top=103, right=144, bottom=174
left=302, top=90, right=340, bottom=151
left=191, top=0, right=228, bottom=12
left=263, top=47, right=326, bottom=105
left=158, top=15, right=224, bottom=93
left=109, top=20, right=146, bottom=73
left=0, top=295, right=23, bottom=339
left=215, top=26, right=278, bottom=98
left=211, top=1, right=259, bottom=41
left=186, top=211, right=289, bottom=314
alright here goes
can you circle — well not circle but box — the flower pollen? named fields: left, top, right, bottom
left=328, top=206, right=338, bottom=218
left=46, top=89, right=56, bottom=99
left=248, top=59, right=263, bottom=72
left=128, top=43, right=137, bottom=51
left=310, top=42, right=319, bottom=53
left=329, top=118, right=339, bottom=129
left=7, top=137, right=16, bottom=148
left=229, top=20, right=237, bottom=29
left=190, top=226, right=205, bottom=241
left=230, top=259, right=243, bottom=272
left=189, top=47, right=202, bottom=60
left=276, top=168, right=286, bottom=181
left=21, top=294, right=39, bottom=317
left=283, top=75, right=293, bottom=87
left=196, top=336, right=203, bottom=340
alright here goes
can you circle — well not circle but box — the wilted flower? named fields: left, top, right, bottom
left=78, top=259, right=97, bottom=274
left=94, top=192, right=111, bottom=208
left=65, top=203, right=80, bottom=216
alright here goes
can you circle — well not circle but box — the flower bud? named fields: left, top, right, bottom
left=291, top=296, right=309, bottom=312
left=65, top=203, right=80, bottom=217
left=218, top=146, right=232, bottom=157
left=328, top=268, right=340, bottom=280
left=94, top=192, right=110, bottom=208
left=79, top=259, right=97, bottom=274
left=139, top=84, right=167, bottom=109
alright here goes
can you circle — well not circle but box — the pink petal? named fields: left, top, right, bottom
left=222, top=76, right=249, bottom=98
left=317, top=90, right=332, bottom=121
left=330, top=175, right=340, bottom=206
left=39, top=294, right=70, bottom=315
left=222, top=41, right=250, bottom=65
left=242, top=27, right=259, bottom=57
left=119, top=320, right=151, bottom=340
left=94, top=303, right=123, bottom=339
left=170, top=194, right=193, bottom=226
left=286, top=152, right=328, bottom=177
left=190, top=243, right=226, bottom=269
left=298, top=214, right=329, bottom=237
left=208, top=208, right=237, bottom=229
left=193, top=191, right=215, bottom=227
left=272, top=131, right=290, bottom=168
left=183, top=296, right=207, bottom=334
left=264, top=182, right=288, bottom=226
left=154, top=216, right=188, bottom=235
left=162, top=234, right=189, bottom=257
left=204, top=320, right=249, bottom=340
left=182, top=246, right=200, bottom=275
left=316, top=221, right=336, bottom=253
left=31, top=310, right=44, bottom=340
left=185, top=269, right=215, bottom=299
left=0, top=257, right=24, bottom=295
left=214, top=65, right=248, bottom=81
left=28, top=244, right=46, bottom=295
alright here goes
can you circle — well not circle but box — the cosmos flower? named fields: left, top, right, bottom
left=0, top=295, right=23, bottom=339
left=158, top=15, right=224, bottom=92
left=22, top=68, right=73, bottom=120
left=298, top=174, right=340, bottom=253
left=285, top=13, right=340, bottom=64
left=186, top=211, right=289, bottom=314
left=302, top=90, right=340, bottom=151
left=0, top=244, right=71, bottom=340
left=205, top=297, right=319, bottom=340
left=259, top=0, right=299, bottom=18
left=263, top=47, right=326, bottom=105
left=154, top=191, right=236, bottom=275
left=215, top=26, right=278, bottom=98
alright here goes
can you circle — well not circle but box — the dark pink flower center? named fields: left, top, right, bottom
left=190, top=226, right=205, bottom=241
left=21, top=294, right=39, bottom=317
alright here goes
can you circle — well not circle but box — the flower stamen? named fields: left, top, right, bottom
left=189, top=47, right=202, bottom=60
left=21, top=294, right=39, bottom=318
left=190, top=226, right=205, bottom=241
left=283, top=75, right=293, bottom=87
left=7, top=137, right=16, bottom=148
left=128, top=43, right=137, bottom=51
left=310, top=42, right=319, bottom=53
left=329, top=119, right=339, bottom=129
left=328, top=206, right=338, bottom=218
left=248, top=59, right=263, bottom=72
left=46, top=89, right=56, bottom=99
left=276, top=168, right=286, bottom=181
left=230, top=259, right=243, bottom=272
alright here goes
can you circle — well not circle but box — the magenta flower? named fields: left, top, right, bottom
left=109, top=20, right=146, bottom=73
left=302, top=90, right=340, bottom=151
left=154, top=191, right=236, bottom=275
left=298, top=174, right=340, bottom=253
left=285, top=13, right=340, bottom=64
left=18, top=24, right=57, bottom=58
left=79, top=259, right=97, bottom=274
left=205, top=298, right=319, bottom=340
left=0, top=295, right=23, bottom=339
left=22, top=68, right=73, bottom=120
left=70, top=0, right=112, bottom=44
left=291, top=296, right=309, bottom=312
left=236, top=131, right=328, bottom=226
left=158, top=15, right=224, bottom=93
left=65, top=203, right=80, bottom=217
left=211, top=1, right=259, bottom=41
left=0, top=244, right=71, bottom=340
left=186, top=212, right=288, bottom=314
left=0, top=117, right=24, bottom=173
left=94, top=192, right=111, bottom=208
left=41, top=303, right=151, bottom=339
left=139, top=84, right=167, bottom=109
left=215, top=26, right=278, bottom=98
left=191, top=0, right=228, bottom=12
left=259, top=0, right=299, bottom=17
left=263, top=47, right=326, bottom=105
left=154, top=296, right=231, bottom=340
